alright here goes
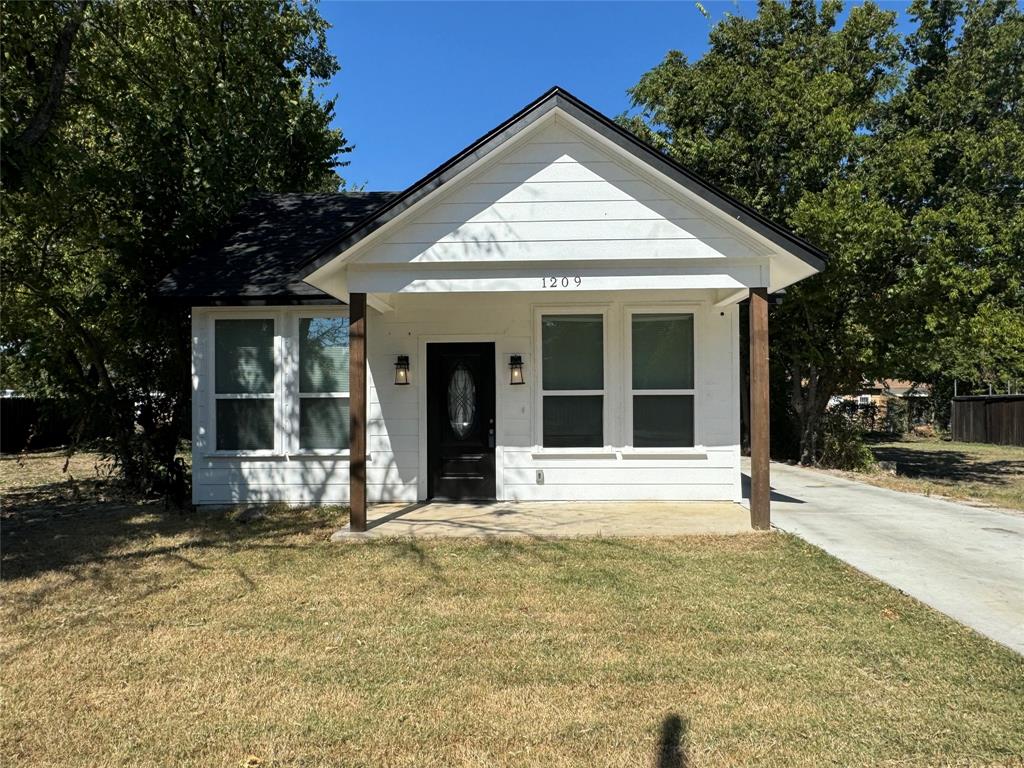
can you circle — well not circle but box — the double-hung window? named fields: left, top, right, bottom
left=298, top=316, right=350, bottom=451
left=629, top=311, right=695, bottom=447
left=540, top=313, right=605, bottom=447
left=214, top=318, right=276, bottom=451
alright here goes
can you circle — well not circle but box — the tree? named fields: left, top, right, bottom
left=788, top=0, right=1024, bottom=425
left=624, top=0, right=902, bottom=462
left=1, top=0, right=350, bottom=494
left=869, top=0, right=1024, bottom=390
left=625, top=0, right=1023, bottom=463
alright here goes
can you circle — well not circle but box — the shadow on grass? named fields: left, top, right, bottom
left=2, top=473, right=595, bottom=587
left=657, top=713, right=689, bottom=768
left=869, top=445, right=1024, bottom=486
left=1, top=477, right=346, bottom=581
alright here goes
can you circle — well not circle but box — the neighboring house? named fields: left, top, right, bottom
left=159, top=87, right=826, bottom=530
left=832, top=380, right=932, bottom=431
left=842, top=379, right=930, bottom=406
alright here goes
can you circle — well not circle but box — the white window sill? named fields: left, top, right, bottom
left=620, top=449, right=707, bottom=460
left=206, top=450, right=279, bottom=459
left=530, top=448, right=708, bottom=461
left=205, top=451, right=352, bottom=459
left=530, top=449, right=618, bottom=460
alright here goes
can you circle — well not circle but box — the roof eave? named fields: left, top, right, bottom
left=549, top=93, right=828, bottom=272
left=155, top=293, right=345, bottom=307
left=297, top=87, right=567, bottom=280
left=297, top=86, right=829, bottom=281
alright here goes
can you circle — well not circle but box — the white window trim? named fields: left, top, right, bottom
left=624, top=304, right=702, bottom=450
left=533, top=305, right=611, bottom=451
left=207, top=309, right=282, bottom=457
left=292, top=309, right=351, bottom=456
left=204, top=307, right=352, bottom=458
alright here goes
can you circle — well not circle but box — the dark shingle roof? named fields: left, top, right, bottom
left=156, top=192, right=398, bottom=304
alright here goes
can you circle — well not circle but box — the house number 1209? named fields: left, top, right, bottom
left=542, top=276, right=583, bottom=288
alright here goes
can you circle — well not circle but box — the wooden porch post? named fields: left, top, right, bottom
left=349, top=292, right=367, bottom=532
left=749, top=288, right=770, bottom=530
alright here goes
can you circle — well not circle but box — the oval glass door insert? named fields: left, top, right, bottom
left=448, top=363, right=476, bottom=438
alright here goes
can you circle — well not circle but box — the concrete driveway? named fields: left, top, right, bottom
left=759, top=461, right=1024, bottom=654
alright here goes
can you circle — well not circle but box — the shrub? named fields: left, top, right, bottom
left=817, top=409, right=877, bottom=471
left=883, top=396, right=909, bottom=434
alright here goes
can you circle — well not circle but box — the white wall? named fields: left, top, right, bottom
left=358, top=118, right=772, bottom=266
left=191, top=291, right=741, bottom=506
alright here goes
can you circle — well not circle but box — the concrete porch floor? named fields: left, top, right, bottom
left=330, top=500, right=753, bottom=540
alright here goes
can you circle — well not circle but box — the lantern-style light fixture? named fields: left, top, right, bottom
left=394, top=355, right=410, bottom=385
left=508, top=354, right=525, bottom=385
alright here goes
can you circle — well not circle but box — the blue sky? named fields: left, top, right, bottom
left=319, top=1, right=915, bottom=191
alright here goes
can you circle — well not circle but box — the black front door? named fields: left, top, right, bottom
left=427, top=342, right=496, bottom=500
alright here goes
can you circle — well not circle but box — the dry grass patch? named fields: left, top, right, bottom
left=2, top=451, right=1023, bottom=767
left=855, top=438, right=1024, bottom=511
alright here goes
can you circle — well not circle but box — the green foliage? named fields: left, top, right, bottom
left=818, top=409, right=877, bottom=471
left=882, top=396, right=909, bottom=434
left=626, top=0, right=1024, bottom=463
left=866, top=0, right=1024, bottom=387
left=625, top=0, right=902, bottom=221
left=1, top=1, right=349, bottom=494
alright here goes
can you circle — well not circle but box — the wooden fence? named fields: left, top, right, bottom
left=950, top=395, right=1024, bottom=446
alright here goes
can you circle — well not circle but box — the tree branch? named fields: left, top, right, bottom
left=11, top=1, right=89, bottom=154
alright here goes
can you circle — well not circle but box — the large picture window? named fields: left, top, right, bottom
left=630, top=312, right=695, bottom=447
left=298, top=316, right=350, bottom=451
left=214, top=318, right=275, bottom=451
left=541, top=314, right=604, bottom=447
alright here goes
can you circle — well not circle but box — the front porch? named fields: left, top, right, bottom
left=330, top=499, right=753, bottom=540
left=175, top=88, right=823, bottom=524
left=341, top=288, right=773, bottom=533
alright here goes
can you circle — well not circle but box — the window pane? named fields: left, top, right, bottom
left=543, top=395, right=603, bottom=447
left=542, top=315, right=603, bottom=390
left=632, top=314, right=694, bottom=390
left=216, top=399, right=273, bottom=450
left=633, top=395, right=694, bottom=447
left=300, top=317, right=349, bottom=393
left=215, top=319, right=274, bottom=394
left=300, top=398, right=349, bottom=450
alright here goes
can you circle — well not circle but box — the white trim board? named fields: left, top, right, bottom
left=305, top=109, right=814, bottom=299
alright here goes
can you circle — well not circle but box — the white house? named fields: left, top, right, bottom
left=159, top=87, right=826, bottom=531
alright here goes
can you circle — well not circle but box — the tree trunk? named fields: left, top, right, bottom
left=789, top=362, right=835, bottom=465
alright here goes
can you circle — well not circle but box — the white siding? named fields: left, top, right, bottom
left=192, top=291, right=742, bottom=506
left=352, top=120, right=770, bottom=268
left=192, top=116, right=760, bottom=506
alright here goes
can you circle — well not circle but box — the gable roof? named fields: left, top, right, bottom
left=298, top=86, right=828, bottom=280
left=159, top=86, right=827, bottom=304
left=156, top=192, right=398, bottom=304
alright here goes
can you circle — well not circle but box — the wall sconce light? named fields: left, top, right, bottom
left=509, top=354, right=525, bottom=385
left=394, top=355, right=410, bottom=385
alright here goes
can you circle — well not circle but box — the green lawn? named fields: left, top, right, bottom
left=2, top=451, right=1023, bottom=767
left=863, top=437, right=1024, bottom=511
